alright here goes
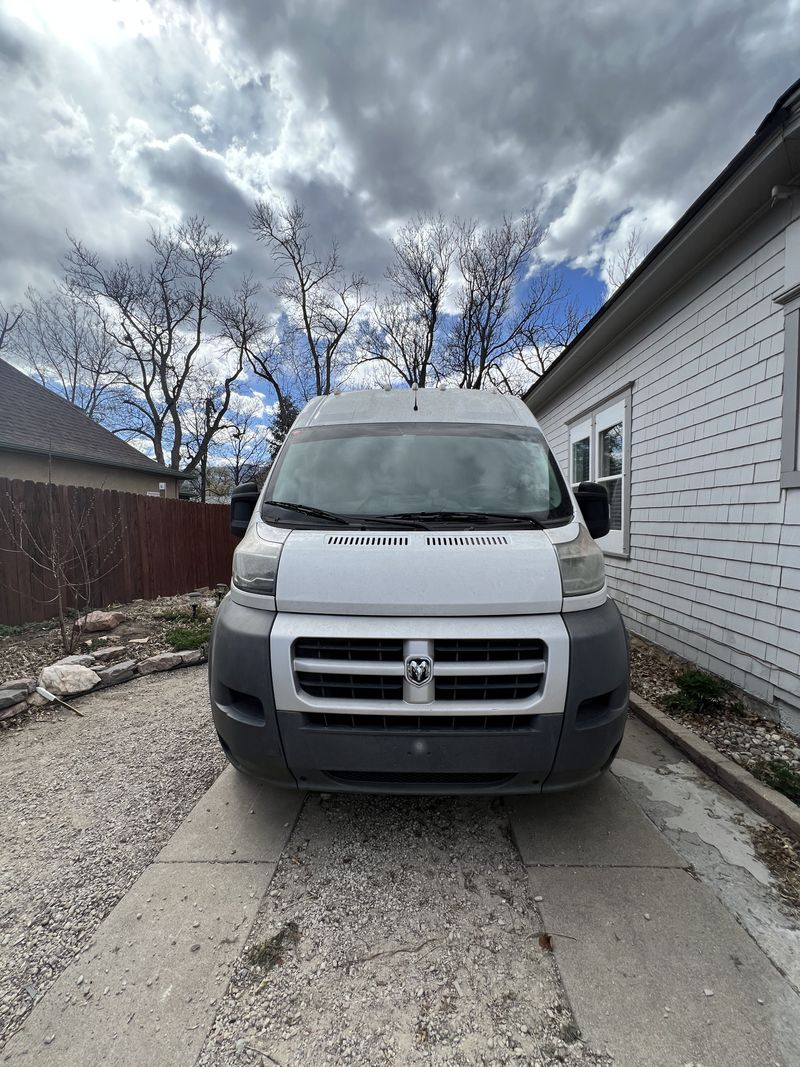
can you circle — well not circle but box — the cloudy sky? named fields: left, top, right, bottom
left=1, top=0, right=799, bottom=314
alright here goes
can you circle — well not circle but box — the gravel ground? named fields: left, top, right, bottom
left=0, top=666, right=225, bottom=1051
left=749, top=824, right=800, bottom=919
left=198, top=793, right=611, bottom=1067
left=629, top=636, right=800, bottom=775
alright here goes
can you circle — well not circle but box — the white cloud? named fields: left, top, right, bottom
left=0, top=0, right=798, bottom=316
left=189, top=104, right=214, bottom=133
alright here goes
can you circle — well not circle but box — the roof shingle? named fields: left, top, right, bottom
left=0, top=358, right=180, bottom=478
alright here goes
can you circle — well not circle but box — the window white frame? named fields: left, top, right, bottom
left=567, top=387, right=632, bottom=557
left=777, top=215, right=800, bottom=489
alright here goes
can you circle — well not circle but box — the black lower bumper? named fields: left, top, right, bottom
left=209, top=599, right=629, bottom=795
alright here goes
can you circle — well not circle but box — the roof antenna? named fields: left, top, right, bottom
left=411, top=382, right=418, bottom=411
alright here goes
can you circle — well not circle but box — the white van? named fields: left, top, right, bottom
left=209, top=388, right=628, bottom=793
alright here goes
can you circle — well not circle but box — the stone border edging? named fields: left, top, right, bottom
left=629, top=691, right=800, bottom=843
left=0, top=646, right=208, bottom=724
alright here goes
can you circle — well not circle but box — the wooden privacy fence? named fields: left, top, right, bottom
left=0, top=478, right=238, bottom=626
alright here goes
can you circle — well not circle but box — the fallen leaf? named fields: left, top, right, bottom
left=538, top=932, right=553, bottom=952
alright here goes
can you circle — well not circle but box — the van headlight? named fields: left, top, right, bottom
left=232, top=531, right=283, bottom=595
left=555, top=525, right=605, bottom=597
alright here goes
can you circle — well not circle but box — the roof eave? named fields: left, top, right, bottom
left=525, top=78, right=800, bottom=410
left=0, top=441, right=189, bottom=480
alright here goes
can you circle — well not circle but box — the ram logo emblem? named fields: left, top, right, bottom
left=405, top=656, right=432, bottom=686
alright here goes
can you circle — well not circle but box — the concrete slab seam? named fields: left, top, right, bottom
left=519, top=862, right=693, bottom=869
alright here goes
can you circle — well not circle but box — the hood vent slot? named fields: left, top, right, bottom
left=426, top=534, right=509, bottom=546
left=327, top=534, right=409, bottom=546
left=325, top=534, right=510, bottom=547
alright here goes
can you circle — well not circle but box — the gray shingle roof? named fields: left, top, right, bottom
left=0, top=358, right=182, bottom=478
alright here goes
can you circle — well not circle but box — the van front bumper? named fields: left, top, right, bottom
left=209, top=598, right=628, bottom=795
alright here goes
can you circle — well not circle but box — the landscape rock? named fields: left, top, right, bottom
left=2, top=677, right=36, bottom=696
left=136, top=652, right=184, bottom=675
left=39, top=664, right=101, bottom=698
left=91, top=646, right=127, bottom=664
left=95, top=660, right=138, bottom=688
left=55, top=654, right=96, bottom=667
left=0, top=699, right=27, bottom=722
left=77, top=610, right=126, bottom=634
left=0, top=680, right=36, bottom=709
left=178, top=649, right=205, bottom=667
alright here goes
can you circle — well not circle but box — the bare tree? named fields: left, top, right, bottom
left=181, top=377, right=219, bottom=503
left=1, top=481, right=123, bottom=653
left=250, top=199, right=366, bottom=396
left=12, top=284, right=120, bottom=420
left=214, top=275, right=295, bottom=424
left=0, top=301, right=23, bottom=352
left=487, top=290, right=592, bottom=394
left=203, top=399, right=273, bottom=500
left=65, top=216, right=244, bottom=473
left=443, top=211, right=571, bottom=390
left=606, top=227, right=647, bottom=292
left=224, top=400, right=272, bottom=485
left=360, top=214, right=455, bottom=387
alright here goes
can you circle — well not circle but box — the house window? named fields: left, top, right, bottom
left=568, top=391, right=631, bottom=556
left=779, top=305, right=800, bottom=488
left=778, top=217, right=800, bottom=489
left=571, top=435, right=590, bottom=483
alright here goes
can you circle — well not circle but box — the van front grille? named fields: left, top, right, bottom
left=294, top=637, right=404, bottom=662
left=434, top=675, right=541, bottom=701
left=433, top=638, right=544, bottom=663
left=292, top=635, right=547, bottom=711
left=297, top=672, right=404, bottom=701
left=303, top=712, right=537, bottom=732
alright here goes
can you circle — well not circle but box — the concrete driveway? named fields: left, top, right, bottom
left=510, top=719, right=800, bottom=1066
left=3, top=714, right=799, bottom=1067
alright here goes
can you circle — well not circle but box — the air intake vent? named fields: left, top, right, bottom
left=324, top=770, right=515, bottom=787
left=434, top=638, right=544, bottom=662
left=425, top=534, right=509, bottom=546
left=327, top=535, right=409, bottom=546
left=297, top=672, right=404, bottom=701
left=304, top=712, right=537, bottom=732
left=295, top=637, right=403, bottom=662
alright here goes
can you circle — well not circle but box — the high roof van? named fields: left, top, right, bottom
left=209, top=388, right=628, bottom=793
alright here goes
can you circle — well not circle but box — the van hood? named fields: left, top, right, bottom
left=274, top=528, right=563, bottom=616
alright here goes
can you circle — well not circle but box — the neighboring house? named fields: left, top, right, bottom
left=526, top=78, right=800, bottom=729
left=0, top=358, right=185, bottom=497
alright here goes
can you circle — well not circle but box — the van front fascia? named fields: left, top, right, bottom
left=209, top=597, right=627, bottom=794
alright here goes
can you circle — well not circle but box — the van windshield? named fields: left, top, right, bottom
left=262, top=422, right=573, bottom=527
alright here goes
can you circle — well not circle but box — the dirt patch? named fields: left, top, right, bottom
left=630, top=635, right=800, bottom=802
left=749, top=824, right=800, bottom=918
left=197, top=794, right=610, bottom=1067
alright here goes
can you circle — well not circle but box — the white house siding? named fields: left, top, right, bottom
left=532, top=206, right=800, bottom=720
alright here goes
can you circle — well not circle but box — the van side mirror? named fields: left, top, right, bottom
left=230, top=481, right=259, bottom=538
left=574, top=481, right=610, bottom=540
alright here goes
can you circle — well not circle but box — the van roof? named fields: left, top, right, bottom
left=294, top=388, right=538, bottom=428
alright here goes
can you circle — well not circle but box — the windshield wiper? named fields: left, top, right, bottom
left=262, top=499, right=354, bottom=526
left=377, top=510, right=544, bottom=528
left=263, top=500, right=429, bottom=530
left=349, top=514, right=431, bottom=530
